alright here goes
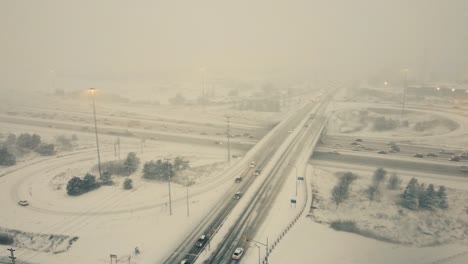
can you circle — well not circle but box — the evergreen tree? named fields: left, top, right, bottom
left=0, top=147, right=16, bottom=166
left=82, top=173, right=100, bottom=191
left=402, top=178, right=419, bottom=210
left=123, top=178, right=133, bottom=190
left=417, top=183, right=426, bottom=208
left=67, top=177, right=83, bottom=196
left=437, top=186, right=448, bottom=209
left=123, top=152, right=140, bottom=174
left=100, top=171, right=113, bottom=185
left=422, top=184, right=438, bottom=210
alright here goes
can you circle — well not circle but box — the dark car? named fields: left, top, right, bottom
left=377, top=150, right=387, bottom=154
left=426, top=152, right=438, bottom=157
left=233, top=192, right=242, bottom=200
left=413, top=153, right=424, bottom=158
left=449, top=156, right=461, bottom=162
left=195, top=235, right=207, bottom=247
left=355, top=139, right=363, bottom=142
left=18, top=200, right=29, bottom=206
left=253, top=169, right=261, bottom=176
left=235, top=177, right=242, bottom=183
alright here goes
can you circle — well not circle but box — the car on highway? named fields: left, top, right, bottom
left=233, top=192, right=242, bottom=200
left=413, top=153, right=424, bottom=158
left=253, top=169, right=261, bottom=176
left=449, top=156, right=461, bottom=162
left=180, top=259, right=190, bottom=264
left=377, top=150, right=387, bottom=154
left=460, top=152, right=468, bottom=159
left=426, top=152, right=438, bottom=157
left=460, top=166, right=468, bottom=173
left=18, top=200, right=29, bottom=206
left=235, top=177, right=242, bottom=183
left=232, top=247, right=244, bottom=260
left=249, top=161, right=256, bottom=168
left=355, top=138, right=363, bottom=142
left=350, top=141, right=360, bottom=145
left=195, top=234, right=207, bottom=247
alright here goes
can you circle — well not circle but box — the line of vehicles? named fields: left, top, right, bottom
left=180, top=160, right=262, bottom=263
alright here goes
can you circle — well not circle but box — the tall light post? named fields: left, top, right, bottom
left=254, top=243, right=261, bottom=264
left=226, top=115, right=231, bottom=164
left=401, top=68, right=409, bottom=117
left=89, top=88, right=102, bottom=179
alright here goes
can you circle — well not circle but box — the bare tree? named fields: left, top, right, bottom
left=331, top=172, right=357, bottom=209
left=366, top=184, right=381, bottom=205
left=387, top=173, right=402, bottom=190
left=372, top=168, right=387, bottom=186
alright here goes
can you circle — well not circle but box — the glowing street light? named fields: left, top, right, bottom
left=88, top=88, right=102, bottom=179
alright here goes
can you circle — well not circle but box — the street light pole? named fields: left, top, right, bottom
left=254, top=243, right=261, bottom=264
left=226, top=116, right=231, bottom=164
left=89, top=88, right=102, bottom=179
left=402, top=69, right=408, bottom=117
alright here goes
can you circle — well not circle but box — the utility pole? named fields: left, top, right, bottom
left=89, top=88, right=102, bottom=179
left=166, top=157, right=172, bottom=216
left=7, top=248, right=16, bottom=264
left=226, top=116, right=231, bottom=164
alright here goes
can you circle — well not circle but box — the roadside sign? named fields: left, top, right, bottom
left=297, top=177, right=304, bottom=181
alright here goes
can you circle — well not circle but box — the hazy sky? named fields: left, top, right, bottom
left=1, top=0, right=467, bottom=90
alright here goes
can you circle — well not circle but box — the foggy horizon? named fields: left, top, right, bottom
left=2, top=0, right=468, bottom=93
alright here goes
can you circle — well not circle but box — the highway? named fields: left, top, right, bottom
left=162, top=92, right=332, bottom=264
left=313, top=134, right=468, bottom=177
left=317, top=134, right=468, bottom=164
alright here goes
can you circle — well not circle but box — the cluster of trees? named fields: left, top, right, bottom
left=16, top=133, right=42, bottom=149
left=331, top=172, right=357, bottom=208
left=66, top=173, right=101, bottom=196
left=123, top=178, right=133, bottom=190
left=365, top=168, right=402, bottom=205
left=373, top=117, right=399, bottom=131
left=3, top=133, right=56, bottom=156
left=143, top=157, right=190, bottom=180
left=234, top=99, right=281, bottom=112
left=0, top=133, right=59, bottom=166
left=100, top=152, right=140, bottom=176
left=0, top=147, right=16, bottom=166
left=55, top=134, right=78, bottom=150
left=402, top=178, right=448, bottom=210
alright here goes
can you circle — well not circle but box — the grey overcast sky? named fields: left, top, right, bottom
left=1, top=0, right=468, bottom=90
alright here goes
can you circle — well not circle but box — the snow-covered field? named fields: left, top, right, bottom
left=264, top=165, right=468, bottom=264
left=0, top=130, right=238, bottom=264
